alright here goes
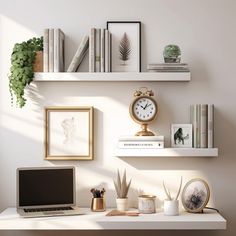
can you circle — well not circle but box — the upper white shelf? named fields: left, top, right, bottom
left=34, top=72, right=191, bottom=82
left=115, top=148, right=218, bottom=157
left=0, top=208, right=226, bottom=230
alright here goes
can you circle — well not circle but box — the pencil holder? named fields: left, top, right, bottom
left=91, top=198, right=106, bottom=212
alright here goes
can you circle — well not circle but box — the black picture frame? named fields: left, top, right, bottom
left=107, top=21, right=141, bottom=72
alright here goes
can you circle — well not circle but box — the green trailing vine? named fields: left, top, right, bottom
left=9, top=37, right=43, bottom=108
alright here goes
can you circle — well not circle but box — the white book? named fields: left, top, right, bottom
left=191, top=105, right=198, bottom=148
left=100, top=29, right=105, bottom=72
left=48, top=29, right=54, bottom=72
left=59, top=29, right=65, bottom=72
left=95, top=28, right=101, bottom=72
left=109, top=32, right=112, bottom=72
left=196, top=104, right=201, bottom=148
left=118, top=141, right=164, bottom=149
left=67, top=35, right=89, bottom=72
left=75, top=48, right=88, bottom=71
left=53, top=28, right=60, bottom=72
left=119, top=136, right=164, bottom=142
left=208, top=104, right=214, bottom=148
left=43, top=29, right=49, bottom=72
left=89, top=28, right=96, bottom=72
left=105, top=30, right=109, bottom=72
left=200, top=104, right=208, bottom=148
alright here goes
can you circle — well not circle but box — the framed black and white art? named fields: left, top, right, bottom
left=171, top=124, right=192, bottom=148
left=107, top=21, right=141, bottom=72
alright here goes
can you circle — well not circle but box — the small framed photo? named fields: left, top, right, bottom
left=45, top=107, right=93, bottom=160
left=171, top=124, right=192, bottom=148
left=107, top=21, right=141, bottom=72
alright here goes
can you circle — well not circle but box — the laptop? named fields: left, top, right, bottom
left=16, top=166, right=83, bottom=218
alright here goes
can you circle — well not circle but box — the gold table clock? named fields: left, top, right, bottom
left=129, top=87, right=158, bottom=136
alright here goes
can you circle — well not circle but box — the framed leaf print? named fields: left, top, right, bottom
left=107, top=21, right=141, bottom=72
left=45, top=107, right=93, bottom=160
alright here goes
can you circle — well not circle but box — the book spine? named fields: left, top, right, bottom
left=43, top=29, right=49, bottom=72
left=208, top=104, right=214, bottom=148
left=67, top=35, right=89, bottom=72
left=75, top=48, right=89, bottom=71
left=100, top=29, right=105, bottom=72
left=118, top=141, right=164, bottom=149
left=190, top=105, right=194, bottom=147
left=105, top=30, right=109, bottom=72
left=59, top=29, right=65, bottom=72
left=48, top=29, right=54, bottom=72
left=119, top=136, right=164, bottom=142
left=196, top=104, right=201, bottom=148
left=89, top=28, right=95, bottom=72
left=109, top=32, right=112, bottom=72
left=53, top=28, right=60, bottom=72
left=95, top=28, right=101, bottom=72
left=200, top=104, right=208, bottom=148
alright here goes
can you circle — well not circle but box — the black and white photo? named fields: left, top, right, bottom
left=171, top=124, right=192, bottom=148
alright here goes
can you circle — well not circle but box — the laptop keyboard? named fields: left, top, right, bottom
left=24, top=207, right=73, bottom=213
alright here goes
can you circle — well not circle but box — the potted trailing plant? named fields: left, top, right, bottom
left=90, top=188, right=106, bottom=212
left=163, top=177, right=182, bottom=216
left=163, top=44, right=181, bottom=63
left=9, top=37, right=43, bottom=108
left=113, top=170, right=131, bottom=211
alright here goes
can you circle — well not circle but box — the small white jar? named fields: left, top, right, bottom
left=138, top=195, right=156, bottom=214
left=116, top=198, right=128, bottom=211
left=164, top=200, right=179, bottom=216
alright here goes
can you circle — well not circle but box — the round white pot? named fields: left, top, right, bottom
left=164, top=200, right=179, bottom=216
left=116, top=198, right=128, bottom=211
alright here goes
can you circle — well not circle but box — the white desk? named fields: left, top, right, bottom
left=0, top=208, right=226, bottom=230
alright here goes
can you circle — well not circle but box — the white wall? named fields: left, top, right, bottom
left=1, top=0, right=236, bottom=235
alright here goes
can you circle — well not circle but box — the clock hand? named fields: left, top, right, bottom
left=146, top=104, right=151, bottom=108
left=140, top=105, right=145, bottom=109
left=144, top=103, right=148, bottom=109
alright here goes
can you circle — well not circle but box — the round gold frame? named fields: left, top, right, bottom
left=181, top=178, right=210, bottom=213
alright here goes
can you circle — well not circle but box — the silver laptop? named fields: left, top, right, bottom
left=17, top=166, right=83, bottom=218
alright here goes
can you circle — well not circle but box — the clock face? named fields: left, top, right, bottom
left=132, top=96, right=157, bottom=122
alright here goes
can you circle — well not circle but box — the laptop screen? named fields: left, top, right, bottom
left=17, top=167, right=75, bottom=207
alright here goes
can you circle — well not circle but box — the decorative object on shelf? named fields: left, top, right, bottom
left=43, top=28, right=65, bottom=72
left=190, top=104, right=214, bottom=148
left=90, top=188, right=106, bottom=212
left=130, top=87, right=158, bottom=136
left=182, top=178, right=210, bottom=213
left=138, top=195, right=156, bottom=214
left=45, top=107, right=93, bottom=160
left=163, top=44, right=181, bottom=63
left=107, top=21, right=141, bottom=72
left=171, top=124, right=192, bottom=148
left=9, top=37, right=43, bottom=108
left=163, top=177, right=182, bottom=216
left=147, top=63, right=189, bottom=73
left=106, top=210, right=139, bottom=217
left=113, top=170, right=131, bottom=211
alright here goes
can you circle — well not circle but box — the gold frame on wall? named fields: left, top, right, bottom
left=45, top=107, right=94, bottom=160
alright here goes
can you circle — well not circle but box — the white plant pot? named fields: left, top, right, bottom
left=116, top=198, right=128, bottom=211
left=164, top=200, right=179, bottom=216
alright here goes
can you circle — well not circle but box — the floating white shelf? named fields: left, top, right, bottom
left=115, top=148, right=218, bottom=157
left=34, top=72, right=190, bottom=82
left=0, top=208, right=226, bottom=230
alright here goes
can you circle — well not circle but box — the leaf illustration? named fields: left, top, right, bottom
left=119, top=32, right=131, bottom=64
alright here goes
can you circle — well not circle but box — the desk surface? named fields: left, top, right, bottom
left=0, top=208, right=226, bottom=230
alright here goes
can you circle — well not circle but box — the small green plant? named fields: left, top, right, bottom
left=9, top=37, right=43, bottom=108
left=113, top=170, right=131, bottom=198
left=163, top=44, right=181, bottom=63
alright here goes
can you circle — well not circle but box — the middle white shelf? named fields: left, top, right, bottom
left=115, top=148, right=218, bottom=157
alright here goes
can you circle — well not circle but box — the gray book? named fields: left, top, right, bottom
left=53, top=28, right=60, bottom=72
left=95, top=28, right=101, bottom=72
left=48, top=29, right=54, bottom=72
left=89, top=28, right=96, bottom=72
left=43, top=29, right=49, bottom=72
left=59, top=29, right=65, bottom=72
left=105, top=30, right=109, bottom=72
left=67, top=35, right=89, bottom=72
left=208, top=104, right=214, bottom=148
left=100, top=29, right=105, bottom=72
left=196, top=104, right=201, bottom=148
left=200, top=104, right=208, bottom=148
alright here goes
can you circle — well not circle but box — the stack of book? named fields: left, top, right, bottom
left=67, top=35, right=89, bottom=72
left=147, top=63, right=190, bottom=72
left=117, top=136, right=164, bottom=149
left=190, top=104, right=214, bottom=148
left=43, top=28, right=65, bottom=72
left=89, top=28, right=112, bottom=72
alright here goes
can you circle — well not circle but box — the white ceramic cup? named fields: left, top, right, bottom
left=164, top=200, right=179, bottom=216
left=116, top=198, right=128, bottom=211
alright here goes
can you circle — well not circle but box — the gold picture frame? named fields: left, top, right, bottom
left=45, top=107, right=94, bottom=160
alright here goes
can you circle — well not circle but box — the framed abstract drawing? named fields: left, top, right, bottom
left=45, top=107, right=94, bottom=160
left=107, top=21, right=141, bottom=72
